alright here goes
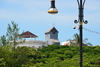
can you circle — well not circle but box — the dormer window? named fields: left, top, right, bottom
left=51, top=28, right=57, bottom=34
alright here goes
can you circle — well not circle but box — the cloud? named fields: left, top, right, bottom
left=85, top=0, right=100, bottom=10
left=0, top=0, right=100, bottom=26
left=0, top=0, right=76, bottom=25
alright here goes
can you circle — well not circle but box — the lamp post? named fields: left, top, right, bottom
left=74, top=0, right=88, bottom=67
left=48, top=0, right=88, bottom=67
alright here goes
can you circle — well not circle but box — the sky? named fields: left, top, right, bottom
left=0, top=0, right=100, bottom=46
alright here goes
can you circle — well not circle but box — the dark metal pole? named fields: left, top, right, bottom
left=76, top=0, right=87, bottom=67
left=79, top=0, right=83, bottom=67
left=79, top=21, right=83, bottom=67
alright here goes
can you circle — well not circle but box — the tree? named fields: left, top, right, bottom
left=73, top=33, right=92, bottom=46
left=73, top=33, right=80, bottom=46
left=0, top=45, right=15, bottom=67
left=83, top=38, right=92, bottom=46
left=0, top=35, right=8, bottom=46
left=6, top=21, right=24, bottom=50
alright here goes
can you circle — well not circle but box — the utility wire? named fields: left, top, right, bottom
left=83, top=27, right=100, bottom=35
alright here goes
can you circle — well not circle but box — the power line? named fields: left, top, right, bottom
left=83, top=27, right=100, bottom=35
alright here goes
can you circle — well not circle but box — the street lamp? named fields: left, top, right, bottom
left=75, top=0, right=88, bottom=67
left=48, top=0, right=58, bottom=14
left=48, top=0, right=88, bottom=67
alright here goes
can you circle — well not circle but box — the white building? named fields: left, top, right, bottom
left=45, top=27, right=60, bottom=45
left=16, top=27, right=60, bottom=48
left=62, top=39, right=76, bottom=46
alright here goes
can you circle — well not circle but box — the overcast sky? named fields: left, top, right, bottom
left=0, top=0, right=100, bottom=46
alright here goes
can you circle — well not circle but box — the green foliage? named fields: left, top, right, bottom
left=0, top=44, right=100, bottom=67
left=72, top=33, right=92, bottom=46
left=0, top=35, right=8, bottom=46
left=73, top=33, right=80, bottom=46
left=0, top=45, right=15, bottom=67
left=6, top=21, right=25, bottom=50
left=14, top=46, right=41, bottom=66
left=0, top=58, right=6, bottom=67
left=6, top=21, right=20, bottom=42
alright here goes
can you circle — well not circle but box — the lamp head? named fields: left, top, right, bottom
left=48, top=0, right=58, bottom=14
left=48, top=8, right=58, bottom=14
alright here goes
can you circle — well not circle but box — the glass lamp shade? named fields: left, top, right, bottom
left=48, top=8, right=58, bottom=14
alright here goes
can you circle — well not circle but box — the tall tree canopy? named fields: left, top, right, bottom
left=73, top=33, right=80, bottom=46
left=73, top=33, right=92, bottom=46
left=6, top=21, right=24, bottom=49
left=0, top=35, right=8, bottom=46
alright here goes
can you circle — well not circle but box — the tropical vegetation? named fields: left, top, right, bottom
left=0, top=21, right=25, bottom=49
left=67, top=33, right=92, bottom=46
left=0, top=44, right=100, bottom=67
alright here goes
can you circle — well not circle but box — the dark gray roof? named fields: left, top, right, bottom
left=45, top=27, right=58, bottom=34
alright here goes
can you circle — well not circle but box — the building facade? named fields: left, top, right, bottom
left=16, top=27, right=60, bottom=48
left=45, top=27, right=60, bottom=45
